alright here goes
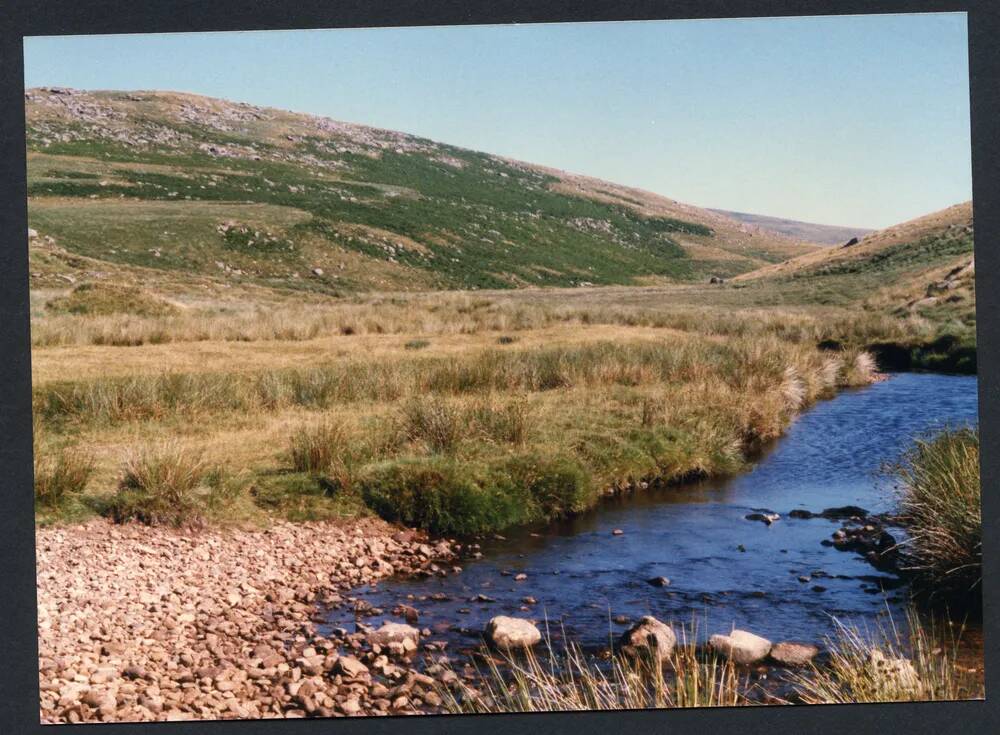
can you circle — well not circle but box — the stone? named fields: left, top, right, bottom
left=336, top=656, right=369, bottom=678
left=746, top=512, right=780, bottom=525
left=709, top=630, right=772, bottom=665
left=619, top=616, right=677, bottom=661
left=868, top=650, right=921, bottom=694
left=646, top=576, right=671, bottom=587
left=367, top=622, right=420, bottom=648
left=28, top=227, right=39, bottom=239
left=484, top=616, right=542, bottom=649
left=769, top=641, right=819, bottom=666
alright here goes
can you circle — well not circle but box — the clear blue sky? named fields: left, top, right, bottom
left=23, top=13, right=971, bottom=229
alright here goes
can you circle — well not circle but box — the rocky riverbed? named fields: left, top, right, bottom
left=36, top=518, right=464, bottom=723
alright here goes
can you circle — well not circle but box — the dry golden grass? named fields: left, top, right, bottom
left=32, top=283, right=883, bottom=533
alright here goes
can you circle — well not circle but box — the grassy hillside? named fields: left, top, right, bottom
left=25, top=87, right=818, bottom=295
left=733, top=202, right=975, bottom=371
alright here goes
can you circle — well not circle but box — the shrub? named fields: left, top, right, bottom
left=360, top=457, right=527, bottom=535
left=895, top=427, right=981, bottom=599
left=34, top=444, right=94, bottom=508
left=500, top=452, right=594, bottom=519
left=288, top=420, right=347, bottom=474
left=107, top=443, right=207, bottom=527
left=360, top=452, right=593, bottom=535
left=404, top=339, right=430, bottom=350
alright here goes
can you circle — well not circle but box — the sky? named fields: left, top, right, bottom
left=23, top=13, right=972, bottom=229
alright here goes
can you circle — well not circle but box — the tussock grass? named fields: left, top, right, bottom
left=444, top=626, right=748, bottom=713
left=288, top=420, right=347, bottom=474
left=400, top=397, right=464, bottom=454
left=107, top=443, right=208, bottom=527
left=32, top=327, right=878, bottom=533
left=895, top=428, right=981, bottom=599
left=34, top=443, right=94, bottom=508
left=790, top=610, right=983, bottom=703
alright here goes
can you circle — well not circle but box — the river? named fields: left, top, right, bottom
left=325, top=373, right=979, bottom=656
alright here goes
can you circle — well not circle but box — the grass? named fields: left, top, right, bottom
left=30, top=323, right=876, bottom=533
left=45, top=282, right=178, bottom=318
left=895, top=428, right=981, bottom=601
left=443, top=625, right=748, bottom=713
left=34, top=443, right=94, bottom=509
left=789, top=609, right=983, bottom=704
left=289, top=420, right=347, bottom=473
left=106, top=442, right=208, bottom=527
left=439, top=608, right=983, bottom=714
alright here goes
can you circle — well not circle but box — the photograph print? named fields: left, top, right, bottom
left=25, top=11, right=982, bottom=724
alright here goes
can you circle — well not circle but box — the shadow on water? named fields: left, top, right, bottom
left=324, top=373, right=979, bottom=655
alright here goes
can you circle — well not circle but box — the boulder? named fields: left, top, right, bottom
left=646, top=576, right=671, bottom=587
left=484, top=616, right=541, bottom=650
left=619, top=615, right=677, bottom=661
left=709, top=629, right=772, bottom=664
left=769, top=641, right=819, bottom=667
left=367, top=622, right=419, bottom=649
left=28, top=228, right=38, bottom=240
left=868, top=650, right=921, bottom=694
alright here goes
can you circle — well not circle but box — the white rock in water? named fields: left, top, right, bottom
left=709, top=629, right=772, bottom=664
left=484, top=615, right=541, bottom=649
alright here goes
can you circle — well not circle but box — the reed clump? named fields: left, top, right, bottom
left=895, top=428, right=981, bottom=600
left=442, top=626, right=748, bottom=713
left=789, top=610, right=983, bottom=703
left=107, top=443, right=208, bottom=527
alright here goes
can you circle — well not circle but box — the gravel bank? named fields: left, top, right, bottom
left=36, top=518, right=461, bottom=723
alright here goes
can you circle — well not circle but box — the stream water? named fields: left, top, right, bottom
left=326, top=373, right=979, bottom=656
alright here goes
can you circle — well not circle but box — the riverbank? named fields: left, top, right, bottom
left=36, top=517, right=461, bottom=723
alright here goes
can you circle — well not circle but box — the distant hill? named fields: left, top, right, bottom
left=24, top=87, right=818, bottom=296
left=735, top=201, right=974, bottom=330
left=710, top=209, right=873, bottom=246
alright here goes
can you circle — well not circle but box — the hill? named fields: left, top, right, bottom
left=24, top=87, right=818, bottom=296
left=710, top=209, right=873, bottom=246
left=733, top=201, right=975, bottom=370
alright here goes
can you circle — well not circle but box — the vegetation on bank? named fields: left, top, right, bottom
left=445, top=628, right=747, bottom=713
left=32, top=316, right=877, bottom=532
left=441, top=610, right=982, bottom=713
left=790, top=609, right=982, bottom=703
left=894, top=428, right=982, bottom=602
